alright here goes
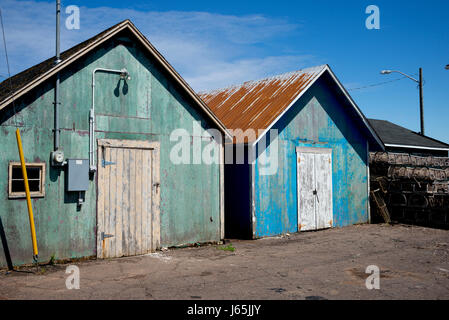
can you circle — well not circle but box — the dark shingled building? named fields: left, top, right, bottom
left=368, top=119, right=449, bottom=157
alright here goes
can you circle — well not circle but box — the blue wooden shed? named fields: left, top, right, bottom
left=200, top=65, right=384, bottom=239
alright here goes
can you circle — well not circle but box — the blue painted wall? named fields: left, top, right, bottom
left=253, top=73, right=369, bottom=238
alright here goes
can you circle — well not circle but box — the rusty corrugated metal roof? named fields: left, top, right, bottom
left=199, top=65, right=327, bottom=144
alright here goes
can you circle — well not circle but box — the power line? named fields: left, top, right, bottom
left=0, top=10, right=11, bottom=83
left=0, top=8, right=17, bottom=127
left=348, top=73, right=419, bottom=91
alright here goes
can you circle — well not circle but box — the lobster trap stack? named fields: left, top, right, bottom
left=369, top=152, right=449, bottom=229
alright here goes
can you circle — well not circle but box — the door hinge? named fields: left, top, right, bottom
left=101, top=232, right=114, bottom=240
left=102, top=159, right=116, bottom=167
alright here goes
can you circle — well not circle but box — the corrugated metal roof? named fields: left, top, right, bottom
left=198, top=65, right=326, bottom=143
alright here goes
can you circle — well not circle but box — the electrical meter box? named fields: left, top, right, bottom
left=67, top=159, right=89, bottom=191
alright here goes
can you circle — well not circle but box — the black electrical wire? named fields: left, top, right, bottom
left=348, top=73, right=419, bottom=91
left=0, top=8, right=17, bottom=127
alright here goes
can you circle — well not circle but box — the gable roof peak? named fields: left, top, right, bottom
left=0, top=19, right=230, bottom=137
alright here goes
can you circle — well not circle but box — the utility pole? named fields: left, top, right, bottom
left=381, top=68, right=425, bottom=136
left=419, top=68, right=424, bottom=136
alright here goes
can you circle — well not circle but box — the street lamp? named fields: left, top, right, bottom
left=445, top=64, right=449, bottom=70
left=380, top=68, right=425, bottom=136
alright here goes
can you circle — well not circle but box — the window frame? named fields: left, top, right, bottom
left=8, top=161, right=46, bottom=199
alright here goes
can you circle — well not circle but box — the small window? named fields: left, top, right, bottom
left=8, top=162, right=45, bottom=198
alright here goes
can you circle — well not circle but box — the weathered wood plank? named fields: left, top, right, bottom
left=109, top=147, right=117, bottom=257
left=315, top=152, right=332, bottom=229
left=142, top=149, right=150, bottom=253
left=152, top=145, right=161, bottom=250
left=129, top=148, right=136, bottom=256
left=135, top=149, right=143, bottom=255
left=297, top=152, right=316, bottom=231
left=122, top=148, right=130, bottom=258
left=98, top=139, right=157, bottom=149
left=103, top=147, right=111, bottom=258
left=96, top=146, right=104, bottom=258
left=115, top=148, right=124, bottom=258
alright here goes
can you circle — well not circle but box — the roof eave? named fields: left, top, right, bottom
left=384, top=143, right=449, bottom=152
left=324, top=65, right=385, bottom=151
left=0, top=20, right=129, bottom=111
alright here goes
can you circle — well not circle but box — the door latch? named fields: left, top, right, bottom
left=101, top=232, right=114, bottom=240
left=313, top=189, right=319, bottom=203
left=102, top=159, right=116, bottom=167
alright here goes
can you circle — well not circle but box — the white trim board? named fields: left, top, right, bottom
left=385, top=144, right=449, bottom=151
left=296, top=146, right=332, bottom=154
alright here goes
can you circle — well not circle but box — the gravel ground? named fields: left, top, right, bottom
left=0, top=224, right=448, bottom=300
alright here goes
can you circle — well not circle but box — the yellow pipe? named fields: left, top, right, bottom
left=15, top=128, right=38, bottom=259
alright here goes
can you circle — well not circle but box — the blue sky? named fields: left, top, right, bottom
left=1, top=0, right=448, bottom=142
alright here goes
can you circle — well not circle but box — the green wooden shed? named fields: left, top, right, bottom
left=0, top=20, right=229, bottom=267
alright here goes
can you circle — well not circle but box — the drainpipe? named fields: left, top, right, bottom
left=90, top=68, right=130, bottom=172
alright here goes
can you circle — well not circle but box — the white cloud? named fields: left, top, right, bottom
left=193, top=55, right=315, bottom=92
left=0, top=0, right=316, bottom=91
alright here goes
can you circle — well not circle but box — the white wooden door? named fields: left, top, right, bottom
left=297, top=152, right=316, bottom=231
left=297, top=147, right=333, bottom=231
left=97, top=139, right=160, bottom=259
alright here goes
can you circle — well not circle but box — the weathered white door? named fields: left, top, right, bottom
left=297, top=147, right=333, bottom=231
left=297, top=152, right=316, bottom=231
left=97, top=139, right=160, bottom=258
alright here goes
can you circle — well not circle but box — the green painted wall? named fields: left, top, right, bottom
left=0, top=32, right=221, bottom=267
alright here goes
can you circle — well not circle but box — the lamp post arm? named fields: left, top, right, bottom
left=381, top=68, right=424, bottom=135
left=390, top=70, right=419, bottom=83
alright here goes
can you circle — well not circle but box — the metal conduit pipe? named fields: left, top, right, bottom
left=54, top=0, right=61, bottom=150
left=90, top=67, right=130, bottom=172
